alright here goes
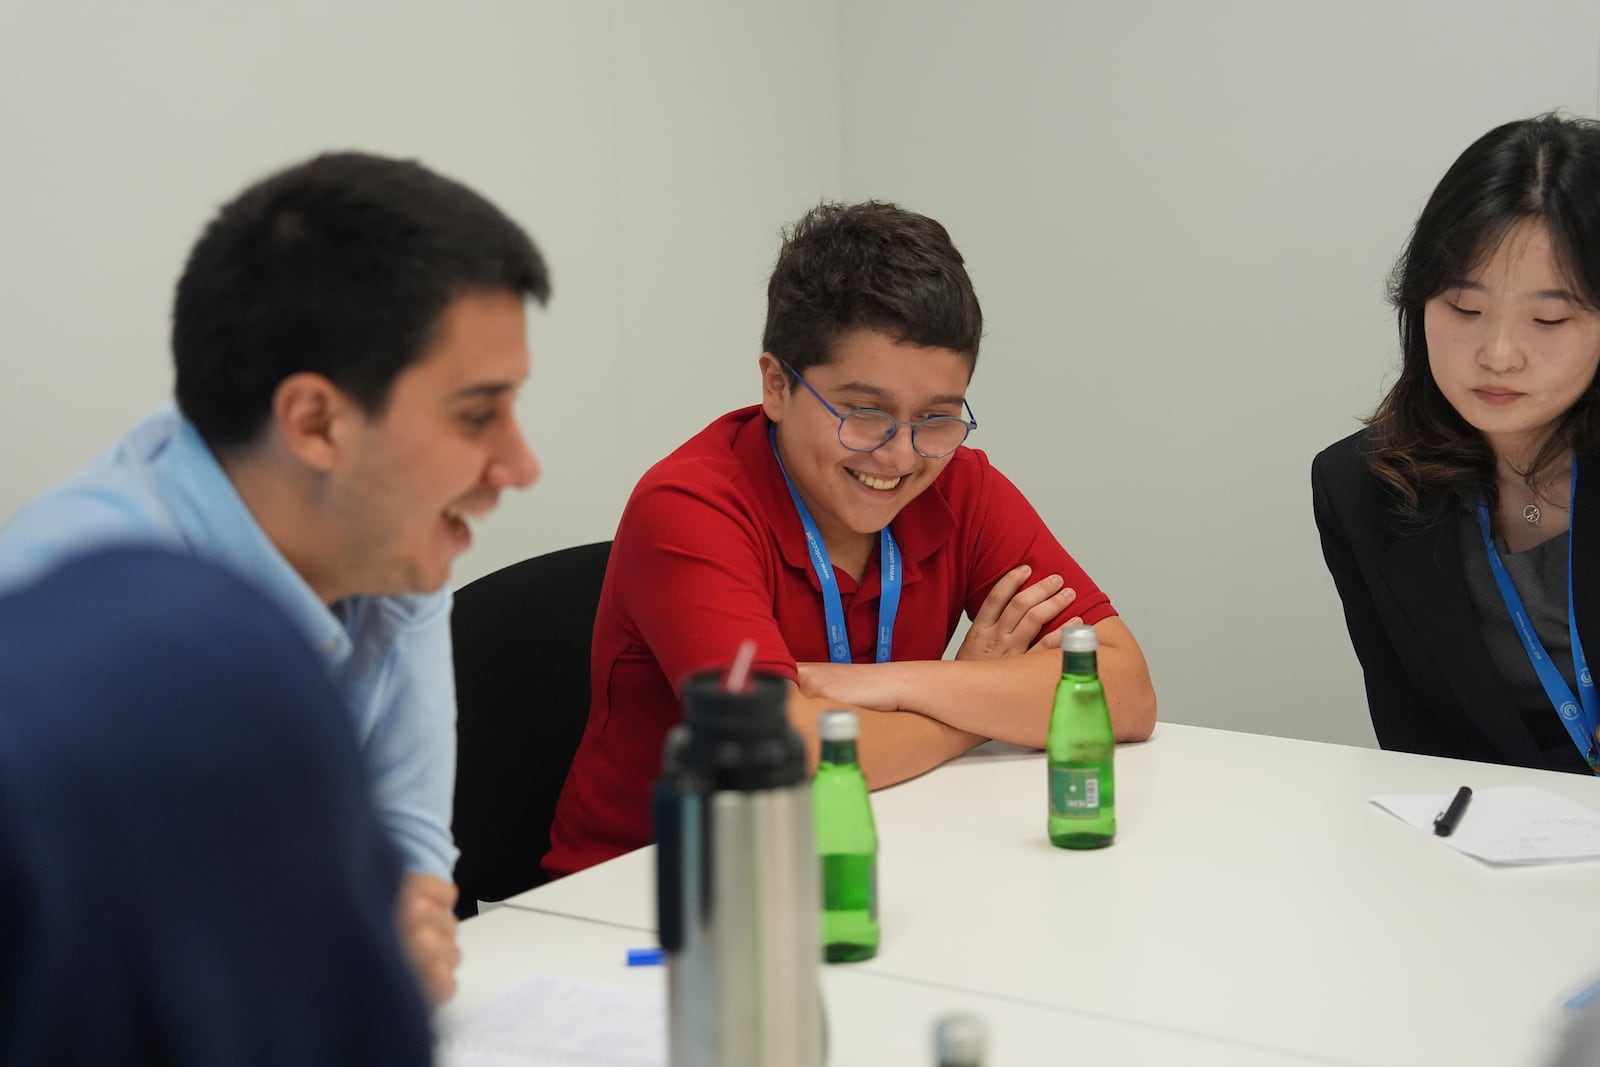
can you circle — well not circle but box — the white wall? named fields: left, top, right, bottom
left=4, top=1, right=1597, bottom=747
left=0, top=0, right=842, bottom=584
left=840, top=0, right=1600, bottom=745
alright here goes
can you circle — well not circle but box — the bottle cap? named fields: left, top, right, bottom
left=934, top=1013, right=985, bottom=1062
left=1060, top=624, right=1098, bottom=653
left=678, top=670, right=807, bottom=790
left=818, top=709, right=859, bottom=741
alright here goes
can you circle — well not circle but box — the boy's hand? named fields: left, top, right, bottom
left=956, top=565, right=1078, bottom=660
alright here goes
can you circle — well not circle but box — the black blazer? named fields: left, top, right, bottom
left=1311, top=429, right=1600, bottom=773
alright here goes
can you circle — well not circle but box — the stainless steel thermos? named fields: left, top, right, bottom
left=653, top=670, right=825, bottom=1067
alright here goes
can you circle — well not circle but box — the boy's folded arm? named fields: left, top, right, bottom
left=784, top=683, right=984, bottom=789
left=798, top=616, right=1157, bottom=749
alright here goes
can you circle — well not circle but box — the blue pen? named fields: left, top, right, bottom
left=626, top=947, right=664, bottom=967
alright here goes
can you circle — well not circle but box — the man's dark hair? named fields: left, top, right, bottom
left=172, top=151, right=549, bottom=453
left=761, top=201, right=982, bottom=376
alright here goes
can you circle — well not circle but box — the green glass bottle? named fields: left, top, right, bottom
left=813, top=709, right=879, bottom=962
left=1046, top=625, right=1115, bottom=848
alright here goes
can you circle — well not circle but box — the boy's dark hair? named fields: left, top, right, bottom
left=762, top=201, right=982, bottom=375
left=173, top=151, right=549, bottom=453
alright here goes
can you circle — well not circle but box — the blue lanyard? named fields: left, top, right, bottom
left=1475, top=459, right=1600, bottom=771
left=769, top=426, right=901, bottom=664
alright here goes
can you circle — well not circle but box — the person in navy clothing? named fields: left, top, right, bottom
left=0, top=549, right=432, bottom=1066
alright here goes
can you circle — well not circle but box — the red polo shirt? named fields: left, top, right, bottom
left=544, top=407, right=1115, bottom=876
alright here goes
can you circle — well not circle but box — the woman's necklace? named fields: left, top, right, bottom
left=1509, top=460, right=1571, bottom=526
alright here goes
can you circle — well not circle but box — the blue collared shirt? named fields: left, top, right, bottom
left=0, top=405, right=458, bottom=878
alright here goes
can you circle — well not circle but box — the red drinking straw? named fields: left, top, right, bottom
left=725, top=639, right=757, bottom=694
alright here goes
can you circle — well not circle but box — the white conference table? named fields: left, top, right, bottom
left=442, top=905, right=1338, bottom=1065
left=442, top=723, right=1600, bottom=1066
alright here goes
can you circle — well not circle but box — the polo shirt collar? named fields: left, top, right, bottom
left=732, top=407, right=957, bottom=590
left=157, top=409, right=353, bottom=664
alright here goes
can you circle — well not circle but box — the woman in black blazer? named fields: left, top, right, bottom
left=1314, top=114, right=1600, bottom=775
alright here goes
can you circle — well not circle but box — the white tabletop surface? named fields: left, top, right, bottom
left=442, top=905, right=1341, bottom=1065
left=458, top=723, right=1600, bottom=1066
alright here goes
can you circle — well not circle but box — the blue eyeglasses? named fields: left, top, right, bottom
left=784, top=362, right=978, bottom=459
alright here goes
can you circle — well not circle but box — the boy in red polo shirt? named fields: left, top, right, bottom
left=546, top=201, right=1156, bottom=876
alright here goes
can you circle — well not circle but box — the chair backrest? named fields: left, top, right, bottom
left=449, top=540, right=612, bottom=918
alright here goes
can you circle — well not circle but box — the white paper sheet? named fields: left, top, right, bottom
left=1371, top=785, right=1600, bottom=865
left=437, top=973, right=666, bottom=1067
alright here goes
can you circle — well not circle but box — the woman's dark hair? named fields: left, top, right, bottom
left=762, top=201, right=982, bottom=376
left=173, top=152, right=549, bottom=454
left=1368, top=112, right=1600, bottom=527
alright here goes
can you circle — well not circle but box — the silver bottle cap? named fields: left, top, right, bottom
left=1061, top=624, right=1098, bottom=653
left=818, top=709, right=859, bottom=741
left=934, top=1013, right=985, bottom=1064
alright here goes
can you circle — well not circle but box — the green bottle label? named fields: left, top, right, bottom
left=1049, top=764, right=1102, bottom=818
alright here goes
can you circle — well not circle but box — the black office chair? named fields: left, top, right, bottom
left=449, top=540, right=612, bottom=919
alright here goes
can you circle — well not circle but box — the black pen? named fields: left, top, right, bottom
left=1433, top=786, right=1473, bottom=836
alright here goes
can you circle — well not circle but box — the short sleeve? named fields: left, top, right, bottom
left=610, top=472, right=799, bottom=696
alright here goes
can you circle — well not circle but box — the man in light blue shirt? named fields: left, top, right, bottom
left=0, top=152, right=549, bottom=1005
